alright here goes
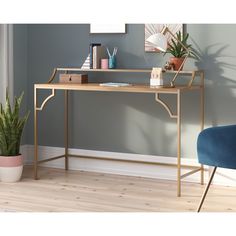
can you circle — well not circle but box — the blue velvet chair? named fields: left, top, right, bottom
left=197, top=124, right=236, bottom=212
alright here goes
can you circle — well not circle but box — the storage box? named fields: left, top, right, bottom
left=59, top=74, right=88, bottom=84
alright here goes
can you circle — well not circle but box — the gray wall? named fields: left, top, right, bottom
left=13, top=24, right=28, bottom=144
left=14, top=24, right=236, bottom=158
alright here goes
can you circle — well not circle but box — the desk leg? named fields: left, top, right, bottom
left=34, top=87, right=39, bottom=180
left=65, top=90, right=69, bottom=170
left=177, top=91, right=181, bottom=197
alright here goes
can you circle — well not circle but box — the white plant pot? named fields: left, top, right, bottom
left=0, top=155, right=23, bottom=182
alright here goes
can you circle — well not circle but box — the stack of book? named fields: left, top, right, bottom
left=89, top=43, right=107, bottom=69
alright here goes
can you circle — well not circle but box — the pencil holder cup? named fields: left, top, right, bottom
left=101, top=59, right=109, bottom=69
left=109, top=56, right=116, bottom=69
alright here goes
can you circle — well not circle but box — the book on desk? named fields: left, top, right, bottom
left=89, top=43, right=101, bottom=69
left=99, top=82, right=131, bottom=87
left=89, top=43, right=107, bottom=69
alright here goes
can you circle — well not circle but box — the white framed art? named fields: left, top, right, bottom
left=90, top=24, right=126, bottom=34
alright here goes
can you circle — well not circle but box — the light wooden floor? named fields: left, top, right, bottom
left=0, top=166, right=236, bottom=212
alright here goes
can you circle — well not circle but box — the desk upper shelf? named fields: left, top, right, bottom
left=46, top=68, right=204, bottom=87
left=55, top=68, right=203, bottom=76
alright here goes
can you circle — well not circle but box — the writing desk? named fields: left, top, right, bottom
left=34, top=68, right=204, bottom=197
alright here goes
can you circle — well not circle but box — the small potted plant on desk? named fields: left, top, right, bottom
left=0, top=91, right=29, bottom=182
left=166, top=31, right=199, bottom=70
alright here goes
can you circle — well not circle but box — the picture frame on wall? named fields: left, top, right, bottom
left=90, top=24, right=126, bottom=34
left=145, top=24, right=183, bottom=52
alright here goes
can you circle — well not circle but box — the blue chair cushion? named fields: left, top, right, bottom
left=197, top=125, right=236, bottom=169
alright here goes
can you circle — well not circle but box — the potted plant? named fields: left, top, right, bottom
left=166, top=31, right=199, bottom=70
left=0, top=91, right=29, bottom=182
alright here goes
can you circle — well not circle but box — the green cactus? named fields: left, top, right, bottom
left=0, top=91, right=29, bottom=156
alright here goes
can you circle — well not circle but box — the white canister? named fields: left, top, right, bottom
left=150, top=67, right=163, bottom=87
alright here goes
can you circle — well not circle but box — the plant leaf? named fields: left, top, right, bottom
left=0, top=90, right=29, bottom=156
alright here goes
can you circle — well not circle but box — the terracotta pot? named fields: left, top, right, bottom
left=0, top=155, right=23, bottom=182
left=169, top=57, right=185, bottom=71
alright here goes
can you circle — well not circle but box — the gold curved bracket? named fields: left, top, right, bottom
left=188, top=71, right=196, bottom=87
left=155, top=93, right=177, bottom=119
left=48, top=68, right=58, bottom=83
left=36, top=89, right=55, bottom=111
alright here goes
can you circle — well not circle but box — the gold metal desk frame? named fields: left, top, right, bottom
left=34, top=68, right=204, bottom=197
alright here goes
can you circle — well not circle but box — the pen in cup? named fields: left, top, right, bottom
left=106, top=47, right=118, bottom=69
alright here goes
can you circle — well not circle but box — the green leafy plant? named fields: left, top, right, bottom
left=0, top=91, right=29, bottom=156
left=166, top=31, right=199, bottom=59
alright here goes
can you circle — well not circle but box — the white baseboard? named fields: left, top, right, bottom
left=21, top=145, right=236, bottom=187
